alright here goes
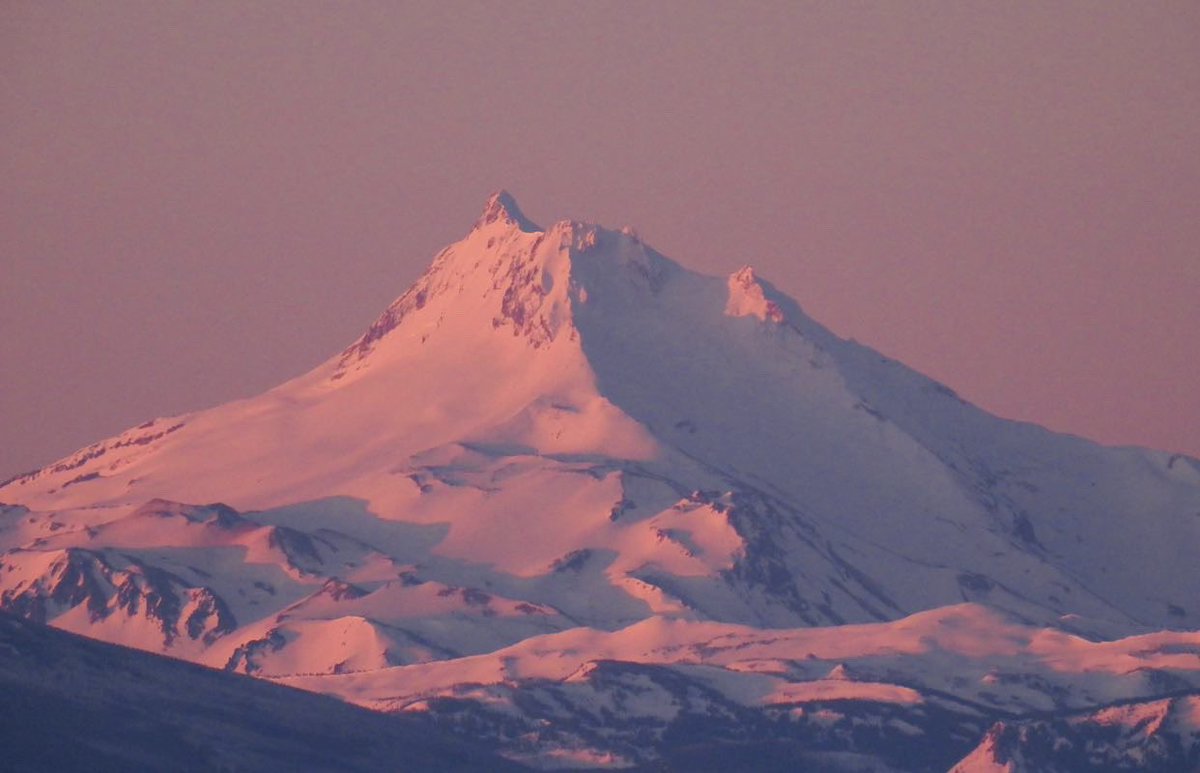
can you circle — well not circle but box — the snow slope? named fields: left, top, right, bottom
left=2, top=192, right=1199, bottom=768
left=951, top=696, right=1200, bottom=772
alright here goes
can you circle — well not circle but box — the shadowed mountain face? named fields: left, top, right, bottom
left=2, top=193, right=1199, bottom=769
left=0, top=611, right=525, bottom=773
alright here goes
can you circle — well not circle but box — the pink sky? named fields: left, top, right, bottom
left=2, top=2, right=1197, bottom=480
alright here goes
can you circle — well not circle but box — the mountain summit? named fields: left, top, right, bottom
left=3, top=193, right=1200, bottom=768
left=475, top=188, right=538, bottom=232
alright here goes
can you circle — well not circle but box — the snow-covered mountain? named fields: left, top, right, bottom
left=3, top=192, right=1199, bottom=769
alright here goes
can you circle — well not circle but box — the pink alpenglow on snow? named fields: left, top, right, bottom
left=2, top=193, right=1199, bottom=769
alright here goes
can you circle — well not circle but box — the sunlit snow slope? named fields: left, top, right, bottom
left=3, top=192, right=1199, bottom=769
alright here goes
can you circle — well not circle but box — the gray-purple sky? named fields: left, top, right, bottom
left=2, top=2, right=1198, bottom=481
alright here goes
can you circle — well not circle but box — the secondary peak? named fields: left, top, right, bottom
left=726, top=265, right=786, bottom=324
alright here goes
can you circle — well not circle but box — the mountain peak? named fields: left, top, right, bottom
left=6, top=192, right=1200, bottom=771
left=475, top=189, right=539, bottom=233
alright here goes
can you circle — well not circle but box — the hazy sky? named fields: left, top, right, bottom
left=2, top=2, right=1197, bottom=481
